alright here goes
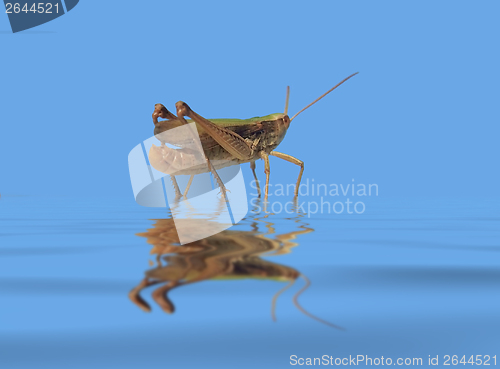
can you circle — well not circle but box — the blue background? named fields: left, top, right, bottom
left=1, top=0, right=499, bottom=199
left=1, top=2, right=500, bottom=369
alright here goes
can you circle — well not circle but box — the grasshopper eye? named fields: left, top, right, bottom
left=283, top=116, right=290, bottom=125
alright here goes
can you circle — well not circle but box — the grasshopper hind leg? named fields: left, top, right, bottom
left=174, top=102, right=244, bottom=203
left=183, top=174, right=195, bottom=198
left=169, top=175, right=183, bottom=198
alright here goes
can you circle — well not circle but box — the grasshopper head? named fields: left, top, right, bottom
left=281, top=114, right=291, bottom=130
left=267, top=113, right=291, bottom=130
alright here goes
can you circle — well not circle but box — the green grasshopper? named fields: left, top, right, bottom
left=149, top=72, right=358, bottom=201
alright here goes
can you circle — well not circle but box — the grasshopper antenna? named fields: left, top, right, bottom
left=290, top=72, right=359, bottom=122
left=271, top=279, right=295, bottom=321
left=292, top=274, right=345, bottom=330
left=284, top=86, right=290, bottom=115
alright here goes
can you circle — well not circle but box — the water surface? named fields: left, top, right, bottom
left=1, top=196, right=499, bottom=368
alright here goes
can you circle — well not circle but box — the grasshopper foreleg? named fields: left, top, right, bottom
left=270, top=151, right=304, bottom=198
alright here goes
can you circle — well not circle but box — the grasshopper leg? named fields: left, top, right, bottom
left=152, top=105, right=184, bottom=198
left=169, top=175, right=183, bottom=198
left=174, top=102, right=233, bottom=203
left=250, top=161, right=261, bottom=197
left=183, top=174, right=194, bottom=198
left=175, top=101, right=253, bottom=161
left=259, top=152, right=271, bottom=201
left=152, top=103, right=177, bottom=124
left=270, top=151, right=304, bottom=198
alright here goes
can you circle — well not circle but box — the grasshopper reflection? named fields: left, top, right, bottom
left=129, top=209, right=342, bottom=329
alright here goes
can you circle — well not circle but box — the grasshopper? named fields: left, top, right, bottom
left=150, top=72, right=358, bottom=201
